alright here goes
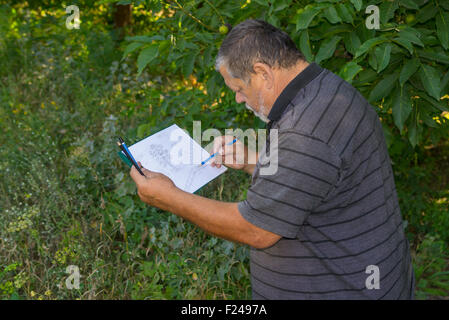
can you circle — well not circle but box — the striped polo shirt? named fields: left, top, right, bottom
left=237, top=62, right=415, bottom=299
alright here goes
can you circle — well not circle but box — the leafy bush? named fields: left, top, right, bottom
left=413, top=234, right=449, bottom=299
left=123, top=0, right=449, bottom=148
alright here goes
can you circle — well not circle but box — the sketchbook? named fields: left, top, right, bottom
left=118, top=124, right=227, bottom=193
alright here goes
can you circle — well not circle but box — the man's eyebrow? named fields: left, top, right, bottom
left=232, top=84, right=242, bottom=92
left=223, top=78, right=242, bottom=93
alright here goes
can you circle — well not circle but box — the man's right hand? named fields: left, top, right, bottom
left=210, top=135, right=258, bottom=175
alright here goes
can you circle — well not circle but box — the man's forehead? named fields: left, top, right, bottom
left=219, top=66, right=244, bottom=90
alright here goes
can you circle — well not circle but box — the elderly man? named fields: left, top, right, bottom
left=130, top=19, right=415, bottom=299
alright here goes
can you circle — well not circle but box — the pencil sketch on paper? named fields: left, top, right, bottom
left=147, top=143, right=180, bottom=172
left=127, top=124, right=227, bottom=193
left=183, top=164, right=208, bottom=192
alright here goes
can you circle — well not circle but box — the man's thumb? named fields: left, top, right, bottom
left=130, top=164, right=146, bottom=183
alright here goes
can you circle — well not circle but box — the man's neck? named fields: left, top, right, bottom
left=267, top=60, right=310, bottom=112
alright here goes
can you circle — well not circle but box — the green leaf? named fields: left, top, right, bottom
left=349, top=0, right=363, bottom=11
left=421, top=110, right=439, bottom=128
left=417, top=49, right=449, bottom=65
left=201, top=45, right=214, bottom=69
left=419, top=91, right=449, bottom=112
left=379, top=0, right=399, bottom=25
left=125, top=35, right=164, bottom=43
left=137, top=123, right=151, bottom=138
left=137, top=44, right=159, bottom=76
left=357, top=20, right=376, bottom=42
left=158, top=40, right=171, bottom=55
left=338, top=61, right=363, bottom=83
left=419, top=64, right=441, bottom=100
left=369, top=73, right=399, bottom=102
left=399, top=0, right=419, bottom=10
left=253, top=0, right=269, bottom=6
left=436, top=11, right=449, bottom=50
left=296, top=7, right=321, bottom=31
left=322, top=6, right=341, bottom=24
left=392, top=84, right=412, bottom=133
left=354, top=36, right=388, bottom=58
left=267, top=14, right=280, bottom=28
left=416, top=2, right=438, bottom=23
left=441, top=71, right=449, bottom=94
left=399, top=58, right=420, bottom=85
left=407, top=108, right=419, bottom=148
left=182, top=53, right=196, bottom=78
left=273, top=0, right=290, bottom=12
left=368, top=50, right=377, bottom=70
left=382, top=123, right=393, bottom=149
left=423, top=287, right=448, bottom=296
left=353, top=68, right=378, bottom=86
left=343, top=31, right=361, bottom=56
left=398, top=28, right=424, bottom=47
left=420, top=34, right=439, bottom=46
left=375, top=43, right=392, bottom=73
left=315, top=36, right=341, bottom=64
left=393, top=37, right=413, bottom=55
left=194, top=32, right=214, bottom=44
left=315, top=24, right=353, bottom=38
left=336, top=3, right=353, bottom=24
left=122, top=42, right=144, bottom=61
left=441, top=1, right=449, bottom=11
left=299, top=30, right=314, bottom=62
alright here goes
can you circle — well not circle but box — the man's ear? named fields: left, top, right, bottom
left=252, top=62, right=274, bottom=89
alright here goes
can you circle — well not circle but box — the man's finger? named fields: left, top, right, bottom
left=140, top=167, right=153, bottom=177
left=213, top=136, right=224, bottom=154
left=130, top=165, right=147, bottom=184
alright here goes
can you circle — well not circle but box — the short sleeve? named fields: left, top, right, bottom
left=238, top=130, right=342, bottom=238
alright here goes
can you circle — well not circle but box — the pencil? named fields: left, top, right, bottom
left=117, top=139, right=145, bottom=176
left=201, top=138, right=237, bottom=166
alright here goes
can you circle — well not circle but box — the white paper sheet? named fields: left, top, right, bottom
left=127, top=124, right=227, bottom=193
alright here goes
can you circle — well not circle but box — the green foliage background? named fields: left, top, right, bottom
left=0, top=0, right=448, bottom=300
left=122, top=0, right=449, bottom=148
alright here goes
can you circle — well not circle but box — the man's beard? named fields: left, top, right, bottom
left=245, top=93, right=270, bottom=123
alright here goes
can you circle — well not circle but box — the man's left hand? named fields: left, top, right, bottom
left=130, top=162, right=177, bottom=208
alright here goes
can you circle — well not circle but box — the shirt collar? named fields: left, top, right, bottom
left=267, top=62, right=323, bottom=124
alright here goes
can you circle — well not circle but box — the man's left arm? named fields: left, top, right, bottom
left=130, top=165, right=281, bottom=249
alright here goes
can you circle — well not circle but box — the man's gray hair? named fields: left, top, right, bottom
left=215, top=19, right=305, bottom=82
